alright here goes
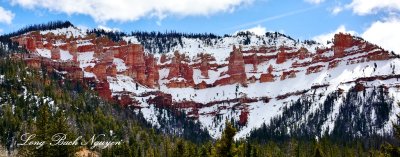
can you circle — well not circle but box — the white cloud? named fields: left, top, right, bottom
left=340, top=0, right=400, bottom=53
left=10, top=0, right=252, bottom=23
left=304, top=0, right=325, bottom=5
left=331, top=6, right=343, bottom=15
left=347, top=0, right=400, bottom=15
left=0, top=6, right=15, bottom=24
left=97, top=25, right=120, bottom=32
left=362, top=17, right=400, bottom=54
left=235, top=25, right=267, bottom=36
left=313, top=25, right=357, bottom=45
left=313, top=19, right=400, bottom=54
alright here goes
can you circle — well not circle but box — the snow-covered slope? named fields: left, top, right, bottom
left=124, top=32, right=322, bottom=64
left=40, top=26, right=86, bottom=38
left=12, top=26, right=400, bottom=140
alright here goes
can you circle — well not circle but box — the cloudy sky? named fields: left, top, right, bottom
left=0, top=0, right=399, bottom=53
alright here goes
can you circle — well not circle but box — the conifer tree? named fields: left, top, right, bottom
left=314, top=145, right=324, bottom=157
left=49, top=110, right=77, bottom=156
left=34, top=102, right=51, bottom=156
left=214, top=121, right=237, bottom=157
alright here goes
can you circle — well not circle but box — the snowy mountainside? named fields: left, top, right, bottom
left=40, top=26, right=87, bottom=38
left=124, top=31, right=322, bottom=63
left=8, top=25, right=400, bottom=140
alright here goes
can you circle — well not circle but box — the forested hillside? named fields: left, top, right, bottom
left=0, top=56, right=211, bottom=156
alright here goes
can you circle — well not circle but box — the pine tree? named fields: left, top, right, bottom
left=0, top=104, right=19, bottom=152
left=48, top=110, right=77, bottom=156
left=245, top=141, right=251, bottom=157
left=314, top=145, right=324, bottom=157
left=34, top=102, right=52, bottom=156
left=213, top=121, right=237, bottom=157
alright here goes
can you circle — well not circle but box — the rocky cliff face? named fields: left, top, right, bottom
left=214, top=45, right=247, bottom=86
left=197, top=53, right=215, bottom=78
left=165, top=51, right=195, bottom=88
left=227, top=46, right=247, bottom=85
left=125, top=44, right=146, bottom=84
left=333, top=33, right=354, bottom=58
left=10, top=26, right=400, bottom=139
left=145, top=54, right=159, bottom=88
left=11, top=27, right=161, bottom=104
left=260, top=65, right=275, bottom=83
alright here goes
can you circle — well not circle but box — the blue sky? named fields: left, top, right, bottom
left=0, top=0, right=399, bottom=53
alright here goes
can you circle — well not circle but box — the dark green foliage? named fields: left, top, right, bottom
left=379, top=103, right=400, bottom=157
left=87, top=29, right=127, bottom=42
left=131, top=31, right=220, bottom=54
left=2, top=21, right=73, bottom=39
left=0, top=38, right=28, bottom=56
left=331, top=86, right=393, bottom=140
left=154, top=106, right=211, bottom=143
left=0, top=57, right=215, bottom=156
left=214, top=122, right=237, bottom=157
left=314, top=145, right=324, bottom=157
left=249, top=87, right=394, bottom=145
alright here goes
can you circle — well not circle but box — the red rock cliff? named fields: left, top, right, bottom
left=218, top=45, right=247, bottom=85
left=166, top=51, right=194, bottom=88
left=145, top=54, right=159, bottom=88
left=126, top=44, right=146, bottom=84
left=333, top=33, right=353, bottom=58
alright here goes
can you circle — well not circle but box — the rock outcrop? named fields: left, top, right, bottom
left=93, top=62, right=107, bottom=81
left=51, top=47, right=61, bottom=60
left=214, top=46, right=247, bottom=86
left=69, top=42, right=78, bottom=62
left=297, top=47, right=309, bottom=60
left=145, top=54, right=159, bottom=88
left=160, top=54, right=168, bottom=64
left=276, top=46, right=287, bottom=64
left=166, top=51, right=194, bottom=88
left=260, top=65, right=275, bottom=83
left=125, top=44, right=146, bottom=84
left=96, top=82, right=112, bottom=100
left=245, top=53, right=258, bottom=72
left=227, top=46, right=247, bottom=84
left=280, top=70, right=298, bottom=80
left=333, top=33, right=353, bottom=58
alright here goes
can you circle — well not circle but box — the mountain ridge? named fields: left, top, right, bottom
left=1, top=21, right=399, bottom=140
